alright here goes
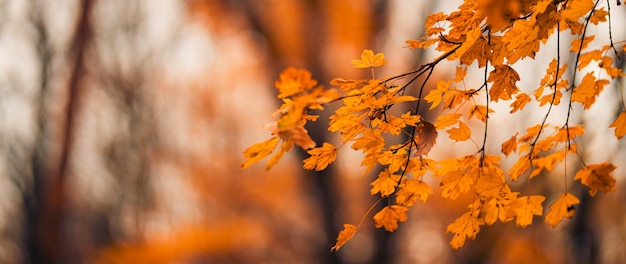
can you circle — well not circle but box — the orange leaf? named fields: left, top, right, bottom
left=468, top=105, right=493, bottom=122
left=609, top=111, right=626, bottom=139
left=425, top=80, right=450, bottom=110
left=570, top=35, right=595, bottom=53
left=509, top=154, right=531, bottom=181
left=274, top=67, right=318, bottom=98
left=439, top=171, right=474, bottom=200
left=396, top=179, right=433, bottom=206
left=351, top=49, right=387, bottom=68
left=574, top=162, right=617, bottom=197
left=446, top=210, right=484, bottom=249
left=447, top=121, right=471, bottom=142
left=545, top=192, right=580, bottom=228
left=330, top=224, right=358, bottom=252
left=370, top=170, right=401, bottom=197
left=241, top=137, right=280, bottom=169
left=510, top=195, right=545, bottom=228
left=487, top=65, right=520, bottom=102
left=373, top=205, right=408, bottom=232
left=303, top=142, right=338, bottom=171
left=414, top=121, right=438, bottom=156
left=501, top=133, right=518, bottom=156
left=510, top=92, right=531, bottom=113
left=434, top=113, right=461, bottom=130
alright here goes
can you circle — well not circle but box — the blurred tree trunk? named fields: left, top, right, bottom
left=28, top=0, right=94, bottom=262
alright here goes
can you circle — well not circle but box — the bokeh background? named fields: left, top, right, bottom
left=1, top=0, right=625, bottom=263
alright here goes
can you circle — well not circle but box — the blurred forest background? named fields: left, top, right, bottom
left=0, top=0, right=625, bottom=263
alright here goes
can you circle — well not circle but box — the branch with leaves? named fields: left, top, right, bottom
left=242, top=0, right=625, bottom=250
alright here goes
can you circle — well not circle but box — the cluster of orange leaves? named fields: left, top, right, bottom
left=243, top=0, right=626, bottom=251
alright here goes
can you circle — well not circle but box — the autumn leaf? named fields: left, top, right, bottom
left=352, top=49, right=387, bottom=68
left=509, top=154, right=531, bottom=181
left=331, top=224, right=358, bottom=252
left=396, top=179, right=433, bottom=206
left=487, top=65, right=520, bottom=102
left=509, top=92, right=531, bottom=113
left=447, top=121, right=471, bottom=142
left=370, top=170, right=401, bottom=197
left=373, top=205, right=408, bottom=232
left=446, top=210, right=484, bottom=249
left=545, top=192, right=580, bottom=228
left=574, top=162, right=617, bottom=197
left=414, top=121, right=438, bottom=156
left=570, top=35, right=595, bottom=53
left=425, top=80, right=450, bottom=110
left=274, top=67, right=318, bottom=98
left=468, top=105, right=493, bottom=122
left=501, top=133, right=518, bottom=156
left=590, top=8, right=608, bottom=24
left=241, top=137, right=280, bottom=169
left=439, top=171, right=474, bottom=200
left=609, top=111, right=626, bottom=139
left=510, top=195, right=545, bottom=228
left=434, top=113, right=461, bottom=130
left=303, top=142, right=338, bottom=171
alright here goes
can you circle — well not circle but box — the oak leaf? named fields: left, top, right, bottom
left=374, top=205, right=408, bottom=232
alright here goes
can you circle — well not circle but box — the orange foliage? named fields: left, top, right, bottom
left=243, top=0, right=626, bottom=253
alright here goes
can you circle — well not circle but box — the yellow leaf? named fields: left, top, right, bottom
left=373, top=205, right=408, bottom=232
left=510, top=195, right=545, bottom=228
left=501, top=133, right=518, bottom=156
left=241, top=137, right=280, bottom=169
left=447, top=121, right=471, bottom=142
left=446, top=211, right=484, bottom=249
left=574, top=162, right=617, bottom=197
left=303, top=142, right=338, bottom=171
left=545, top=192, right=580, bottom=228
left=330, top=224, right=358, bottom=252
left=352, top=49, right=387, bottom=68
left=609, top=111, right=626, bottom=139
